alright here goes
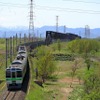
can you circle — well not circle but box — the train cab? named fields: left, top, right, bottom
left=6, top=67, right=23, bottom=89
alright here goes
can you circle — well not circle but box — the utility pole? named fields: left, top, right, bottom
left=8, top=38, right=10, bottom=58
left=37, top=30, right=39, bottom=41
left=56, top=16, right=58, bottom=32
left=16, top=33, right=18, bottom=51
left=29, top=0, right=34, bottom=41
left=13, top=36, right=14, bottom=56
left=20, top=33, right=21, bottom=44
left=24, top=33, right=26, bottom=43
left=6, top=38, right=8, bottom=68
left=10, top=37, right=12, bottom=63
left=85, top=25, right=90, bottom=38
left=64, top=25, right=66, bottom=33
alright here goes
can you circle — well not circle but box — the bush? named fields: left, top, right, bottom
left=67, top=39, right=100, bottom=54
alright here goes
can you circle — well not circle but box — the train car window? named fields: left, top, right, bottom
left=17, top=71, right=22, bottom=77
left=12, top=72, right=16, bottom=78
left=6, top=71, right=11, bottom=78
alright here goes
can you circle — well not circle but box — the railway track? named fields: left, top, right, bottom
left=0, top=89, right=25, bottom=100
left=2, top=90, right=17, bottom=100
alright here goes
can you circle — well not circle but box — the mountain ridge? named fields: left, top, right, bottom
left=0, top=26, right=100, bottom=38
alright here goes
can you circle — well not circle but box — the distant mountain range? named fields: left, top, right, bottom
left=0, top=26, right=100, bottom=38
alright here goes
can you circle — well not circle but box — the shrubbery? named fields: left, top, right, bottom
left=67, top=39, right=100, bottom=54
left=68, top=39, right=100, bottom=100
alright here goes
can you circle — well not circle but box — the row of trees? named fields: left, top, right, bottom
left=67, top=39, right=100, bottom=54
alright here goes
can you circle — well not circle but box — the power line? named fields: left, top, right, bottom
left=63, top=0, right=100, bottom=5
left=36, top=8, right=100, bottom=14
left=36, top=5, right=100, bottom=14
left=0, top=2, right=100, bottom=14
left=0, top=2, right=27, bottom=6
left=36, top=5, right=100, bottom=13
left=0, top=2, right=28, bottom=8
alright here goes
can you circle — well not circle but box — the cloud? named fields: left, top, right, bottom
left=0, top=17, right=7, bottom=21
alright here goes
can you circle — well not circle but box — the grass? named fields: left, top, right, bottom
left=21, top=40, right=100, bottom=99
left=22, top=41, right=100, bottom=99
left=26, top=82, right=46, bottom=100
left=0, top=38, right=18, bottom=94
left=0, top=39, right=6, bottom=94
left=26, top=53, right=86, bottom=100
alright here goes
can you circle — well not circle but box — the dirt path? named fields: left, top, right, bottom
left=58, top=77, right=80, bottom=100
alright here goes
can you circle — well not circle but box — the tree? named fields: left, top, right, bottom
left=82, top=68, right=100, bottom=100
left=35, top=46, right=56, bottom=83
left=57, top=39, right=61, bottom=51
left=70, top=59, right=78, bottom=87
left=68, top=62, right=100, bottom=100
left=85, top=57, right=91, bottom=70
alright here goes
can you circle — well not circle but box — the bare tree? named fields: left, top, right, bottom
left=70, top=59, right=78, bottom=87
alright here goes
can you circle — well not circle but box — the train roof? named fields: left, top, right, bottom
left=16, top=54, right=26, bottom=58
left=12, top=60, right=22, bottom=65
left=6, top=67, right=22, bottom=70
left=18, top=50, right=27, bottom=54
left=18, top=46, right=26, bottom=51
left=16, top=54, right=27, bottom=62
left=6, top=60, right=24, bottom=69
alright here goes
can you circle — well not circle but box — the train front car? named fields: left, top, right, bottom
left=6, top=45, right=28, bottom=90
left=6, top=55, right=27, bottom=89
left=6, top=62, right=23, bottom=89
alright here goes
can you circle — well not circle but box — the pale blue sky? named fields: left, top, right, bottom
left=0, top=0, right=100, bottom=28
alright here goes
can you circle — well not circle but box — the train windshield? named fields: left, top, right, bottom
left=18, top=51, right=26, bottom=54
left=6, top=70, right=11, bottom=78
left=17, top=71, right=22, bottom=77
left=19, top=46, right=26, bottom=51
left=12, top=61, right=22, bottom=65
left=12, top=72, right=16, bottom=78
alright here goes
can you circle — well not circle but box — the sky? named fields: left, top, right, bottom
left=0, top=0, right=100, bottom=28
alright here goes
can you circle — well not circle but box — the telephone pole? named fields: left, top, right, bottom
left=56, top=16, right=58, bottom=32
left=64, top=25, right=66, bottom=33
left=6, top=38, right=8, bottom=68
left=85, top=25, right=90, bottom=38
left=29, top=0, right=34, bottom=41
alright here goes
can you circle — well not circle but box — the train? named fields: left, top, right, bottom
left=45, top=31, right=81, bottom=45
left=6, top=46, right=28, bottom=89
